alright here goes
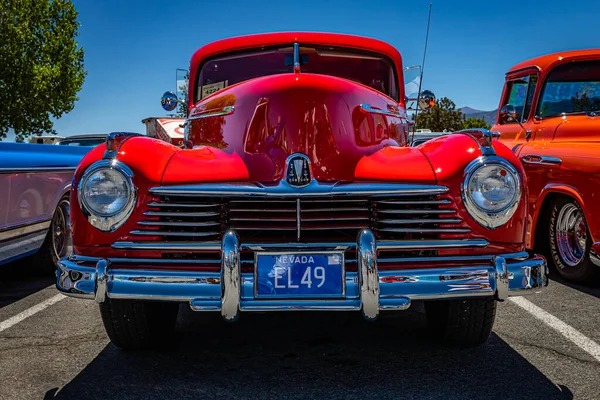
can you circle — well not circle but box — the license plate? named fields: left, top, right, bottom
left=255, top=252, right=344, bottom=298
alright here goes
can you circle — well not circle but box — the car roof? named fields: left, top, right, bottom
left=189, top=32, right=404, bottom=104
left=508, top=48, right=600, bottom=75
left=190, top=32, right=402, bottom=71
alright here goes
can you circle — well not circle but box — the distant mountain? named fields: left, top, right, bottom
left=460, top=107, right=498, bottom=127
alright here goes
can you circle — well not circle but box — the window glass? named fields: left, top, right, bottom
left=538, top=60, right=600, bottom=118
left=522, top=75, right=537, bottom=122
left=504, top=79, right=529, bottom=123
left=196, top=45, right=397, bottom=102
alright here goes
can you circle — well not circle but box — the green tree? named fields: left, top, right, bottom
left=0, top=0, right=86, bottom=141
left=414, top=97, right=464, bottom=132
left=176, top=71, right=189, bottom=118
left=462, top=117, right=490, bottom=130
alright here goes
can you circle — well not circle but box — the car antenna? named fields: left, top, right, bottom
left=411, top=2, right=432, bottom=145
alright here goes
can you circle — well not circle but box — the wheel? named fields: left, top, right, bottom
left=99, top=299, right=179, bottom=350
left=548, top=197, right=599, bottom=283
left=32, top=196, right=72, bottom=274
left=425, top=297, right=496, bottom=347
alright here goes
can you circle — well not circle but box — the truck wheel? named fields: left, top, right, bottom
left=425, top=297, right=496, bottom=347
left=99, top=299, right=179, bottom=350
left=32, top=196, right=71, bottom=275
left=549, top=197, right=599, bottom=283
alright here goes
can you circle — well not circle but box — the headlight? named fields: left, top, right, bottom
left=462, top=157, right=521, bottom=229
left=78, top=160, right=136, bottom=232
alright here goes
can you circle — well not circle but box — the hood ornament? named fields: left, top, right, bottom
left=285, top=154, right=312, bottom=186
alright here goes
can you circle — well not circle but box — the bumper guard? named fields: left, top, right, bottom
left=57, top=229, right=548, bottom=321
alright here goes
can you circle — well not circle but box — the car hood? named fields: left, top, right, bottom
left=172, top=73, right=436, bottom=183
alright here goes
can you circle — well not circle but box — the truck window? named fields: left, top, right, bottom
left=501, top=75, right=537, bottom=123
left=537, top=60, right=600, bottom=118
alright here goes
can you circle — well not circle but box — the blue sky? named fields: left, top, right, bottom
left=5, top=0, right=600, bottom=141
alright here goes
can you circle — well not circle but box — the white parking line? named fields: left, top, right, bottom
left=510, top=296, right=600, bottom=363
left=0, top=294, right=65, bottom=333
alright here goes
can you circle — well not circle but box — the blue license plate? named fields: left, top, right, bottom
left=256, top=252, right=344, bottom=298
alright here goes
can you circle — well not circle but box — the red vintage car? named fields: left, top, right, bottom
left=493, top=49, right=600, bottom=284
left=57, top=32, right=547, bottom=350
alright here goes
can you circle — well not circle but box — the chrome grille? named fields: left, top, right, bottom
left=131, top=184, right=471, bottom=243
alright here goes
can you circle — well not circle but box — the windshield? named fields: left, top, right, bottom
left=196, top=45, right=398, bottom=102
left=538, top=60, right=600, bottom=118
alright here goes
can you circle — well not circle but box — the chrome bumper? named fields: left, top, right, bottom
left=57, top=229, right=548, bottom=321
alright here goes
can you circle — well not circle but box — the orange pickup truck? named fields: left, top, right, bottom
left=493, top=49, right=600, bottom=284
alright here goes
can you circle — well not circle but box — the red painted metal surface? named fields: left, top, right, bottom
left=493, top=49, right=600, bottom=249
left=188, top=32, right=406, bottom=110
left=70, top=32, right=529, bottom=263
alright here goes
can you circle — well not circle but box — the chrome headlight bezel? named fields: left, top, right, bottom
left=461, top=156, right=522, bottom=229
left=77, top=160, right=137, bottom=232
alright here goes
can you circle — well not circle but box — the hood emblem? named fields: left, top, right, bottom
left=286, top=154, right=311, bottom=186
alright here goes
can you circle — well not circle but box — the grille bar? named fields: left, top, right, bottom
left=130, top=184, right=471, bottom=243
left=130, top=230, right=220, bottom=237
left=144, top=211, right=221, bottom=217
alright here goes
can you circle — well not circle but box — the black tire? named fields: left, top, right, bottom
left=548, top=197, right=599, bottom=283
left=31, top=196, right=71, bottom=275
left=425, top=297, right=496, bottom=347
left=99, top=299, right=179, bottom=350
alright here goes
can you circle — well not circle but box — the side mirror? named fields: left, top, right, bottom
left=161, top=91, right=179, bottom=112
left=499, top=104, right=532, bottom=141
left=499, top=104, right=518, bottom=123
left=418, top=90, right=436, bottom=110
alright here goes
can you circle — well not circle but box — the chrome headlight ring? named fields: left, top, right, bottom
left=461, top=156, right=522, bottom=229
left=77, top=159, right=137, bottom=232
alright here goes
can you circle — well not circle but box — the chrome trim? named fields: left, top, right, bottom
left=220, top=231, right=240, bottom=321
left=149, top=182, right=449, bottom=197
left=147, top=201, right=220, bottom=208
left=56, top=252, right=547, bottom=315
left=378, top=228, right=471, bottom=233
left=358, top=229, right=381, bottom=319
left=453, top=129, right=499, bottom=156
left=95, top=260, right=109, bottom=304
left=360, top=103, right=403, bottom=118
left=130, top=230, right=219, bottom=237
left=293, top=42, right=300, bottom=72
left=187, top=106, right=235, bottom=121
left=68, top=254, right=220, bottom=264
left=296, top=198, right=301, bottom=241
left=144, top=210, right=220, bottom=217
left=285, top=153, right=312, bottom=187
left=0, top=231, right=46, bottom=264
left=0, top=219, right=51, bottom=242
left=555, top=203, right=587, bottom=267
left=379, top=218, right=462, bottom=225
left=378, top=251, right=529, bottom=264
left=0, top=167, right=76, bottom=174
left=461, top=156, right=522, bottom=229
left=521, top=155, right=563, bottom=166
left=377, top=199, right=451, bottom=205
left=590, top=243, right=600, bottom=267
left=378, top=209, right=455, bottom=214
left=111, top=238, right=490, bottom=252
left=112, top=242, right=221, bottom=251
left=494, top=256, right=510, bottom=301
left=138, top=221, right=220, bottom=227
left=77, top=159, right=137, bottom=232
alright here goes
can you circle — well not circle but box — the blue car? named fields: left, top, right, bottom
left=0, top=142, right=91, bottom=270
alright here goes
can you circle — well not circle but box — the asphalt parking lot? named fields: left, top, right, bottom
left=1, top=259, right=599, bottom=400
